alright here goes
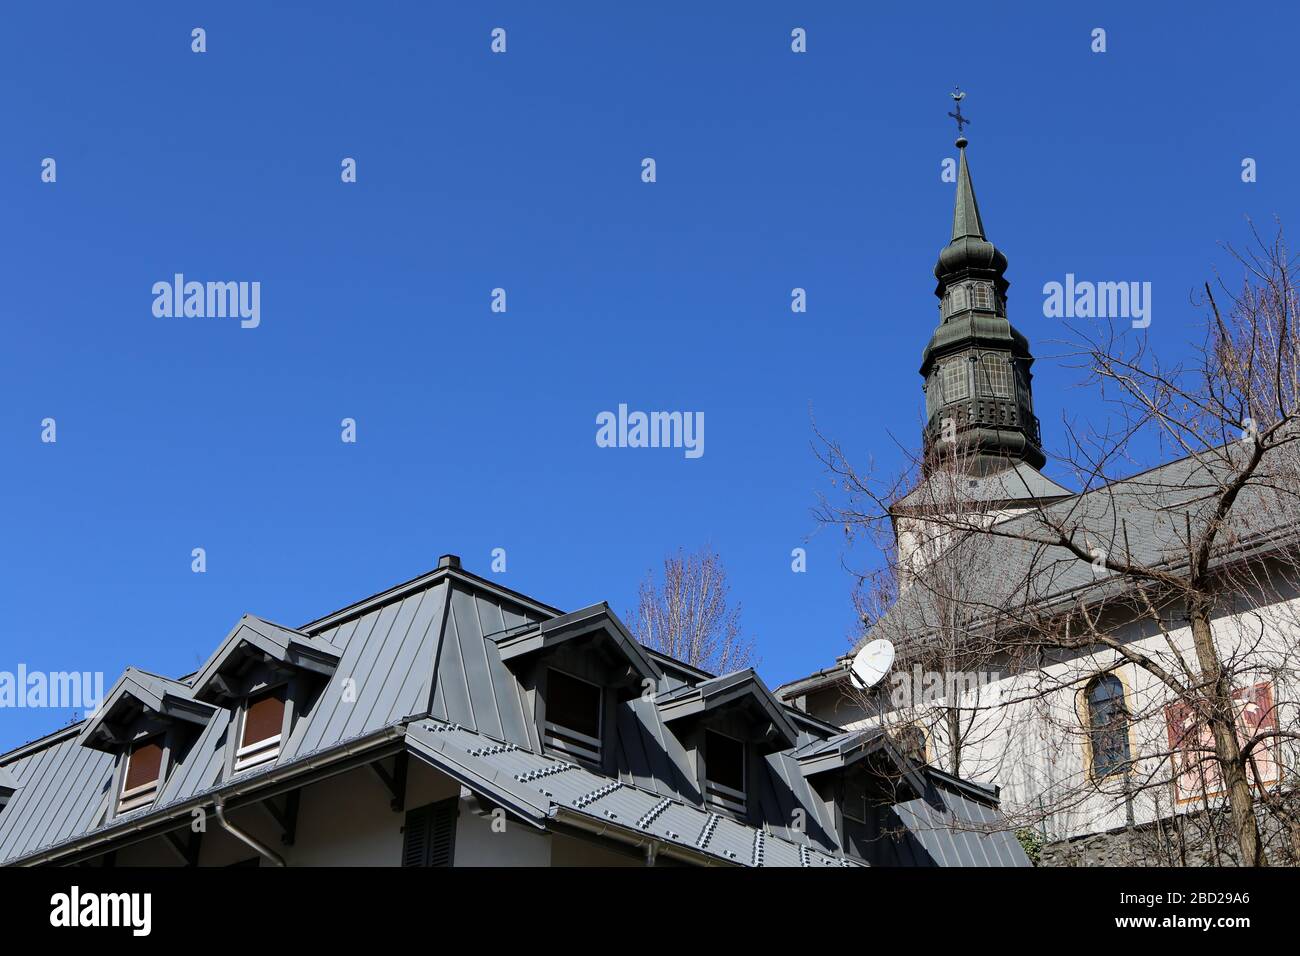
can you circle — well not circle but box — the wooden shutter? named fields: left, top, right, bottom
left=124, top=738, right=164, bottom=791
left=402, top=798, right=458, bottom=867
left=242, top=687, right=286, bottom=747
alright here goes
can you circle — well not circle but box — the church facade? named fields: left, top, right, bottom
left=779, top=134, right=1300, bottom=867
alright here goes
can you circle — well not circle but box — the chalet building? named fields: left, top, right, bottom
left=0, top=555, right=1027, bottom=867
left=779, top=135, right=1299, bottom=866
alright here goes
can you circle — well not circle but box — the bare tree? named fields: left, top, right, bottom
left=817, top=223, right=1300, bottom=866
left=837, top=446, right=1018, bottom=781
left=633, top=546, right=757, bottom=674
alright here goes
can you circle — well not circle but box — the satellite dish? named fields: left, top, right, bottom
left=848, top=639, right=895, bottom=689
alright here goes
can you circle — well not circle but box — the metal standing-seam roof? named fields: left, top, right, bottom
left=654, top=669, right=800, bottom=749
left=405, top=719, right=856, bottom=867
left=0, top=561, right=1030, bottom=867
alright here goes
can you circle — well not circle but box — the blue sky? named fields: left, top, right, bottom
left=2, top=2, right=1297, bottom=750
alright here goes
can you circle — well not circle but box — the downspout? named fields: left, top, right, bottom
left=213, top=796, right=286, bottom=867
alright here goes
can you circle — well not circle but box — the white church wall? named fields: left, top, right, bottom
left=824, top=587, right=1300, bottom=843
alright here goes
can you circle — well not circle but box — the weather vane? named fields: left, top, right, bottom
left=948, top=87, right=970, bottom=142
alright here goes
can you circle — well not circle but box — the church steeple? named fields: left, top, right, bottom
left=950, top=144, right=985, bottom=242
left=920, top=94, right=1045, bottom=475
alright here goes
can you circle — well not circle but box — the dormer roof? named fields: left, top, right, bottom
left=191, top=614, right=343, bottom=704
left=78, top=668, right=216, bottom=753
left=655, top=668, right=799, bottom=751
left=492, top=603, right=660, bottom=687
left=794, top=728, right=927, bottom=798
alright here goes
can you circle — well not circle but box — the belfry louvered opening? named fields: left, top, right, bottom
left=402, top=798, right=458, bottom=867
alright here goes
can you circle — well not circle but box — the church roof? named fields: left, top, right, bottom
left=870, top=448, right=1300, bottom=655
left=781, top=448, right=1300, bottom=708
left=895, top=461, right=1074, bottom=511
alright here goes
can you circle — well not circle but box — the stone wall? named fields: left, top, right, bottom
left=1042, top=801, right=1299, bottom=867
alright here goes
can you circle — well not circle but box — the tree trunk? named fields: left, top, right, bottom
left=1188, top=599, right=1266, bottom=866
left=946, top=706, right=963, bottom=776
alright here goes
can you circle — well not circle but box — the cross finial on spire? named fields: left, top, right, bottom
left=947, top=87, right=970, bottom=147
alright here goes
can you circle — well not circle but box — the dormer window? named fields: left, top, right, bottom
left=118, top=736, right=165, bottom=813
left=491, top=604, right=662, bottom=772
left=78, top=668, right=215, bottom=820
left=703, top=730, right=746, bottom=815
left=656, top=669, right=798, bottom=824
left=796, top=728, right=930, bottom=863
left=234, top=686, right=286, bottom=772
left=542, top=669, right=603, bottom=765
left=190, top=615, right=342, bottom=778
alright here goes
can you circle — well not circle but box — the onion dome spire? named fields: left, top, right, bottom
left=919, top=89, right=1045, bottom=475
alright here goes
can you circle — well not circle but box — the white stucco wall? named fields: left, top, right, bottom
left=452, top=800, right=552, bottom=866
left=818, top=587, right=1300, bottom=842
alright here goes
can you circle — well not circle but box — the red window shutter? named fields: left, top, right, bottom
left=124, top=738, right=164, bottom=791
left=242, top=687, right=286, bottom=747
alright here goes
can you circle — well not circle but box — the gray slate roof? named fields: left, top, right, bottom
left=781, top=446, right=1300, bottom=701
left=883, top=448, right=1300, bottom=643
left=0, top=563, right=1029, bottom=867
left=895, top=460, right=1073, bottom=510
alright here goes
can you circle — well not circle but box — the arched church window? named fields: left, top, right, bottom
left=976, top=354, right=1013, bottom=398
left=941, top=359, right=969, bottom=403
left=1085, top=674, right=1131, bottom=779
left=971, top=282, right=993, bottom=311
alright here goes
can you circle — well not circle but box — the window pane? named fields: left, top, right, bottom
left=546, top=670, right=601, bottom=740
left=124, top=738, right=164, bottom=791
left=977, top=354, right=1013, bottom=398
left=705, top=731, right=745, bottom=793
left=1088, top=675, right=1130, bottom=776
left=942, top=359, right=969, bottom=402
left=242, top=686, right=286, bottom=747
